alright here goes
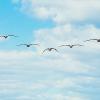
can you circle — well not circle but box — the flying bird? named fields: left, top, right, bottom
left=58, top=44, right=83, bottom=48
left=0, top=35, right=17, bottom=39
left=84, top=39, right=100, bottom=42
left=42, top=48, right=58, bottom=54
left=16, top=43, right=39, bottom=47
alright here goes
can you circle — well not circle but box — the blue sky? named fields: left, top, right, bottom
left=0, top=0, right=100, bottom=100
left=0, top=0, right=54, bottom=50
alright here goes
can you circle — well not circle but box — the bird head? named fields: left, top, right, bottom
left=97, top=39, right=100, bottom=42
left=70, top=45, right=73, bottom=48
left=4, top=36, right=8, bottom=38
left=27, top=45, right=30, bottom=47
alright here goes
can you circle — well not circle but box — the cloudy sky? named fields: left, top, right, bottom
left=0, top=0, right=100, bottom=100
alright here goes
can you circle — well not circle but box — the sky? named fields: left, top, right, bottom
left=0, top=0, right=100, bottom=100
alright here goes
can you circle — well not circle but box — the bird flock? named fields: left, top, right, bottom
left=0, top=34, right=100, bottom=54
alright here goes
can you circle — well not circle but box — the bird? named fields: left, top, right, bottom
left=0, top=35, right=17, bottom=39
left=58, top=44, right=83, bottom=48
left=84, top=39, right=100, bottom=42
left=16, top=43, right=39, bottom=47
left=42, top=48, right=58, bottom=54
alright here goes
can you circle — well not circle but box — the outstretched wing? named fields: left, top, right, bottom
left=42, top=48, right=49, bottom=54
left=0, top=35, right=3, bottom=37
left=51, top=48, right=58, bottom=52
left=16, top=44, right=27, bottom=46
left=73, top=44, right=83, bottom=46
left=8, top=35, right=17, bottom=37
left=0, top=35, right=6, bottom=37
left=58, top=45, right=70, bottom=47
left=84, top=39, right=98, bottom=42
left=30, top=43, right=40, bottom=46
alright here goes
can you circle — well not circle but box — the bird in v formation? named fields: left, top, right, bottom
left=16, top=43, right=40, bottom=47
left=42, top=48, right=58, bottom=54
left=84, top=39, right=100, bottom=42
left=58, top=44, right=83, bottom=48
left=0, top=34, right=100, bottom=54
left=0, top=35, right=17, bottom=39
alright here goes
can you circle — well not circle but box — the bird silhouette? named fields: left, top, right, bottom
left=58, top=44, right=83, bottom=48
left=0, top=35, right=17, bottom=39
left=84, top=39, right=100, bottom=42
left=16, top=43, right=39, bottom=47
left=42, top=48, right=58, bottom=54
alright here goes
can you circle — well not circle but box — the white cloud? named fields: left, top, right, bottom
left=15, top=94, right=87, bottom=100
left=34, top=24, right=100, bottom=52
left=38, top=93, right=88, bottom=100
left=3, top=1, right=100, bottom=100
left=0, top=50, right=34, bottom=59
left=1, top=24, right=99, bottom=72
left=0, top=37, right=6, bottom=41
left=0, top=50, right=93, bottom=73
left=31, top=76, right=97, bottom=89
left=13, top=0, right=100, bottom=24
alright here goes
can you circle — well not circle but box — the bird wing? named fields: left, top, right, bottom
left=84, top=39, right=98, bottom=42
left=30, top=43, right=40, bottom=46
left=16, top=44, right=27, bottom=46
left=51, top=48, right=58, bottom=52
left=58, top=45, right=70, bottom=47
left=8, top=35, right=17, bottom=37
left=73, top=44, right=83, bottom=46
left=42, top=48, right=49, bottom=54
left=0, top=35, right=5, bottom=37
